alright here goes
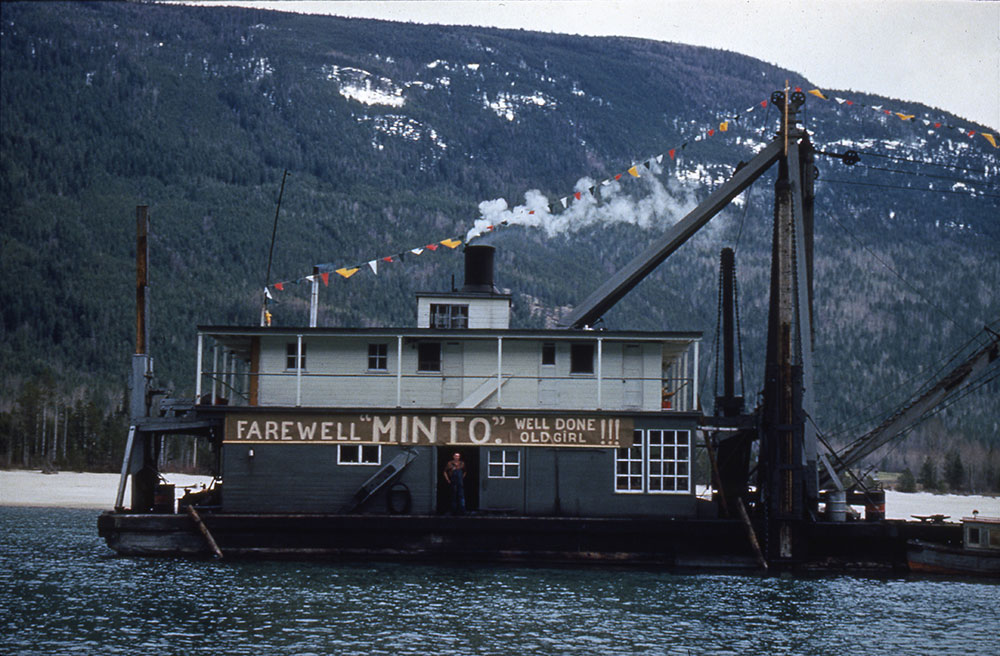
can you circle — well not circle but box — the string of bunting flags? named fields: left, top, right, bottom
left=263, top=88, right=996, bottom=301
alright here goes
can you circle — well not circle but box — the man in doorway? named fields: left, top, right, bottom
left=443, top=452, right=466, bottom=514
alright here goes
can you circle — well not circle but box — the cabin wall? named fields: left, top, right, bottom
left=416, top=296, right=511, bottom=329
left=254, top=335, right=670, bottom=412
left=221, top=443, right=435, bottom=514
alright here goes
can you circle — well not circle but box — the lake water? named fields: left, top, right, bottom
left=1, top=507, right=998, bottom=655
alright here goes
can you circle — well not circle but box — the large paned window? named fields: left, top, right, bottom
left=418, top=342, right=441, bottom=372
left=615, top=429, right=690, bottom=494
left=286, top=342, right=306, bottom=370
left=430, top=304, right=469, bottom=329
left=570, top=342, right=594, bottom=374
left=338, top=444, right=381, bottom=465
left=487, top=449, right=520, bottom=479
left=368, top=343, right=388, bottom=371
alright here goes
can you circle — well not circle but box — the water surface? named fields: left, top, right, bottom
left=1, top=507, right=997, bottom=655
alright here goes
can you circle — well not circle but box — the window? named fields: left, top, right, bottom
left=615, top=429, right=690, bottom=494
left=430, top=304, right=469, bottom=329
left=338, top=444, right=381, bottom=465
left=286, top=342, right=306, bottom=370
left=418, top=342, right=441, bottom=372
left=570, top=343, right=594, bottom=374
left=488, top=449, right=520, bottom=479
left=968, top=527, right=981, bottom=546
left=615, top=430, right=645, bottom=492
left=368, top=343, right=388, bottom=370
left=541, top=342, right=556, bottom=366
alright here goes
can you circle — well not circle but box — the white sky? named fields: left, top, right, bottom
left=195, top=0, right=1000, bottom=131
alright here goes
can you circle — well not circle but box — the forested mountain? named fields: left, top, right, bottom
left=1, top=2, right=997, bottom=482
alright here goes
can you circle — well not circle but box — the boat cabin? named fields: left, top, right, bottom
left=193, top=246, right=706, bottom=518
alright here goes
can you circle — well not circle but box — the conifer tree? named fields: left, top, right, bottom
left=918, top=456, right=938, bottom=491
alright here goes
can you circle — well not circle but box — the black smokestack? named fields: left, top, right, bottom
left=462, top=245, right=497, bottom=293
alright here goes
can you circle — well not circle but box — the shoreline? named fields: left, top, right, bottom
left=2, top=469, right=998, bottom=518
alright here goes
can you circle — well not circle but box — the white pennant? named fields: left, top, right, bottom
left=656, top=154, right=663, bottom=164
left=410, top=248, right=424, bottom=255
left=368, top=260, right=378, bottom=275
left=560, top=197, right=568, bottom=208
left=264, top=286, right=273, bottom=300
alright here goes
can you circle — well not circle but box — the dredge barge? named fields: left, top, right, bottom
left=99, top=91, right=995, bottom=573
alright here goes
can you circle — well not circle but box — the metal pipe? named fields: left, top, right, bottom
left=596, top=338, right=603, bottom=409
left=497, top=336, right=503, bottom=407
left=396, top=336, right=403, bottom=407
left=195, top=333, right=203, bottom=401
left=295, top=334, right=303, bottom=407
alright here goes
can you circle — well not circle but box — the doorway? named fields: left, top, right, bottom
left=436, top=445, right=479, bottom=514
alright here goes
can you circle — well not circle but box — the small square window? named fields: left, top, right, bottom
left=541, top=343, right=556, bottom=366
left=570, top=343, right=594, bottom=374
left=418, top=342, right=441, bottom=372
left=338, top=444, right=381, bottom=465
left=286, top=342, right=306, bottom=370
left=487, top=449, right=520, bottom=478
left=368, top=343, right=388, bottom=370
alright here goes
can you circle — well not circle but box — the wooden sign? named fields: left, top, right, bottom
left=225, top=412, right=633, bottom=448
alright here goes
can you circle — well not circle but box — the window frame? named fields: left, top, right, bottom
left=430, top=303, right=470, bottom=329
left=614, top=429, right=691, bottom=495
left=541, top=342, right=556, bottom=367
left=285, top=342, right=306, bottom=371
left=368, top=343, right=388, bottom=371
left=569, top=342, right=595, bottom=374
left=487, top=448, right=521, bottom=479
left=417, top=341, right=442, bottom=372
left=337, top=444, right=381, bottom=466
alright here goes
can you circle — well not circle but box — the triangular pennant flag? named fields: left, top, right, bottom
left=368, top=260, right=378, bottom=275
left=560, top=197, right=568, bottom=208
left=425, top=243, right=439, bottom=251
left=264, top=286, right=273, bottom=300
left=808, top=89, right=828, bottom=100
left=934, top=122, right=942, bottom=128
left=574, top=191, right=582, bottom=200
left=548, top=204, right=555, bottom=213
left=627, top=166, right=640, bottom=178
left=794, top=86, right=802, bottom=92
left=643, top=160, right=651, bottom=169
left=883, top=109, right=892, bottom=115
left=305, top=275, right=315, bottom=283
left=895, top=113, right=915, bottom=121
left=601, top=179, right=611, bottom=186
left=845, top=100, right=854, bottom=106
left=921, top=119, right=931, bottom=126
left=719, top=121, right=728, bottom=132
left=321, top=272, right=330, bottom=286
left=440, top=238, right=462, bottom=249
left=707, top=129, right=715, bottom=137
left=382, top=256, right=393, bottom=263
left=589, top=185, right=596, bottom=194
left=656, top=154, right=663, bottom=163
left=967, top=129, right=976, bottom=137
left=410, top=248, right=424, bottom=256
left=834, top=97, right=846, bottom=104
left=760, top=100, right=768, bottom=107
left=397, top=252, right=406, bottom=262
left=336, top=267, right=359, bottom=279
left=668, top=149, right=676, bottom=160
left=528, top=210, right=535, bottom=215
left=615, top=173, right=622, bottom=180
left=983, top=133, right=998, bottom=148
left=274, top=282, right=284, bottom=291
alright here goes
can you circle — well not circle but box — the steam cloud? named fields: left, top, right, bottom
left=467, top=163, right=699, bottom=242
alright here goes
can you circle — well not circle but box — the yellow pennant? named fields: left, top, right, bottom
left=335, top=267, right=360, bottom=279
left=895, top=113, right=915, bottom=121
left=440, top=238, right=462, bottom=249
left=627, top=166, right=640, bottom=178
left=808, top=89, right=828, bottom=100
left=983, top=133, right=998, bottom=148
left=719, top=121, right=729, bottom=132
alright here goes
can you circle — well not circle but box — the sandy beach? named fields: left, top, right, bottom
left=1, top=469, right=998, bottom=518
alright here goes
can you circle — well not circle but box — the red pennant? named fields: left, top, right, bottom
left=934, top=122, right=942, bottom=128
left=761, top=100, right=768, bottom=107
left=528, top=210, right=535, bottom=214
left=383, top=256, right=393, bottom=263
left=574, top=192, right=582, bottom=200
left=425, top=244, right=438, bottom=251
left=274, top=282, right=284, bottom=291
left=614, top=173, right=622, bottom=180
left=968, top=130, right=976, bottom=137
left=708, top=129, right=715, bottom=136
left=321, top=272, right=329, bottom=286
left=668, top=149, right=676, bottom=160
left=795, top=86, right=802, bottom=92
left=883, top=109, right=891, bottom=115
left=846, top=100, right=853, bottom=106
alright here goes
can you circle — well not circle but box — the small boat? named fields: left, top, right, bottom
left=907, top=514, right=1000, bottom=577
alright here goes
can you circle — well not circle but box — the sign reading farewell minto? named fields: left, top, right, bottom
left=224, top=413, right=633, bottom=448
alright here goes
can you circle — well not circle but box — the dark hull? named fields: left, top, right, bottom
left=907, top=539, right=1000, bottom=577
left=98, top=511, right=959, bottom=572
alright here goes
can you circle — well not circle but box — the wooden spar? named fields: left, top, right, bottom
left=736, top=498, right=768, bottom=571
left=187, top=505, right=224, bottom=559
